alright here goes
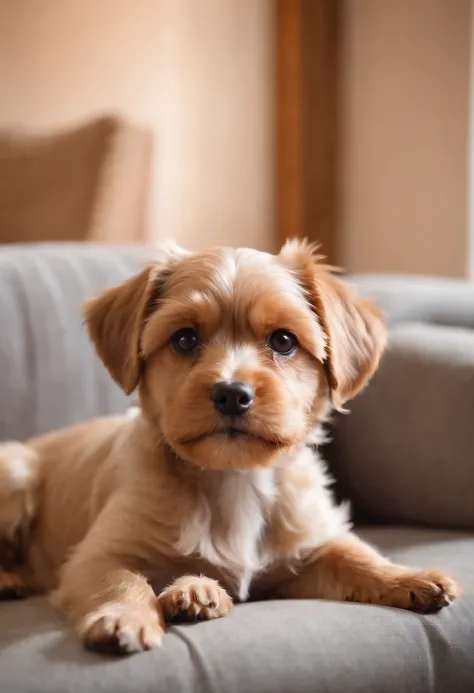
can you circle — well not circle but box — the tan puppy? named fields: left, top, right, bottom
left=0, top=240, right=460, bottom=655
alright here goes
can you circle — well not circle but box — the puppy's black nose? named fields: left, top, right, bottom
left=211, top=382, right=254, bottom=417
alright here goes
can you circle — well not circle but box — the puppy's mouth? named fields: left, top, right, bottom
left=178, top=425, right=281, bottom=447
left=226, top=427, right=253, bottom=440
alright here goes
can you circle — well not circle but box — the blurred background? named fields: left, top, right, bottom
left=0, top=0, right=472, bottom=276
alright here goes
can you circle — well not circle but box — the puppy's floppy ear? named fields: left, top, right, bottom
left=280, top=239, right=387, bottom=410
left=83, top=241, right=189, bottom=394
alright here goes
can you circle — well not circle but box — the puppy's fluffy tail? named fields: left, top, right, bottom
left=0, top=442, right=40, bottom=541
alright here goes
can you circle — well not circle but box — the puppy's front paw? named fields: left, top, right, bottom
left=159, top=575, right=233, bottom=621
left=81, top=603, right=164, bottom=655
left=383, top=569, right=461, bottom=612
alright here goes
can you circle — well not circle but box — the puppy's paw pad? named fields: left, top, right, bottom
left=387, top=569, right=461, bottom=612
left=82, top=605, right=164, bottom=655
left=0, top=571, right=27, bottom=600
left=159, top=575, right=233, bottom=621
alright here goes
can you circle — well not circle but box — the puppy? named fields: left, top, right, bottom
left=0, top=240, right=460, bottom=655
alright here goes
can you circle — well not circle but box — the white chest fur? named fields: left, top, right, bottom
left=174, top=444, right=351, bottom=601
left=176, top=469, right=276, bottom=601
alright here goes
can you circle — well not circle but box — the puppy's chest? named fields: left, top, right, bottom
left=176, top=471, right=275, bottom=601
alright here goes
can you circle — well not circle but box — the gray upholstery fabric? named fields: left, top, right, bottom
left=329, top=279, right=474, bottom=530
left=1, top=527, right=473, bottom=693
left=352, top=274, right=474, bottom=329
left=0, top=243, right=150, bottom=440
left=0, top=245, right=473, bottom=691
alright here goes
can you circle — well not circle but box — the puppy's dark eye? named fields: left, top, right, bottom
left=171, top=327, right=199, bottom=354
left=267, top=330, right=298, bottom=356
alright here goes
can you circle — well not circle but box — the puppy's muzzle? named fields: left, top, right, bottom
left=210, top=382, right=254, bottom=417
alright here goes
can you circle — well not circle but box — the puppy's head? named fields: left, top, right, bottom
left=84, top=240, right=386, bottom=471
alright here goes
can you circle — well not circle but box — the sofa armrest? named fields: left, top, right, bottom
left=328, top=276, right=474, bottom=530
left=351, top=274, right=474, bottom=329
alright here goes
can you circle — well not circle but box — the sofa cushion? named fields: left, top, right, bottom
left=1, top=527, right=473, bottom=693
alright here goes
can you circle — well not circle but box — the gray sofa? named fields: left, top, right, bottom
left=0, top=244, right=473, bottom=693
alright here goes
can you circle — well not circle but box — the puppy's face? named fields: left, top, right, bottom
left=139, top=247, right=329, bottom=470
left=84, top=241, right=386, bottom=471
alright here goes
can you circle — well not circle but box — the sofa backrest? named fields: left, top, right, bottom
left=2, top=246, right=472, bottom=531
left=0, top=243, right=149, bottom=440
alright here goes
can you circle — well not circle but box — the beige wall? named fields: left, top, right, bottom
left=2, top=1, right=471, bottom=272
left=0, top=0, right=275, bottom=251
left=468, top=2, right=474, bottom=280
left=339, top=0, right=472, bottom=277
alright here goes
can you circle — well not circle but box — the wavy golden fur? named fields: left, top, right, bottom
left=0, top=240, right=460, bottom=655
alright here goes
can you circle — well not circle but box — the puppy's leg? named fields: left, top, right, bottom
left=272, top=533, right=461, bottom=612
left=0, top=442, right=39, bottom=599
left=52, top=553, right=165, bottom=656
left=158, top=575, right=233, bottom=621
left=52, top=496, right=167, bottom=656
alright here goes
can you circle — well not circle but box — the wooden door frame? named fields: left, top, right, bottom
left=276, top=0, right=340, bottom=263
